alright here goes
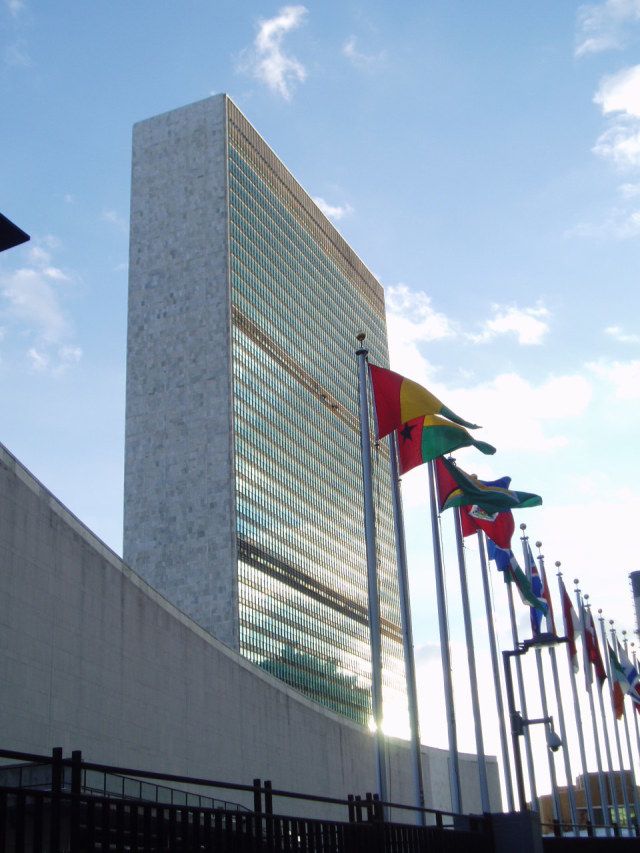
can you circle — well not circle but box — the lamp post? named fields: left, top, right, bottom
left=502, top=633, right=568, bottom=811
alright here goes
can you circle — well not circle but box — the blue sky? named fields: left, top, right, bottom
left=3, top=0, right=640, bottom=800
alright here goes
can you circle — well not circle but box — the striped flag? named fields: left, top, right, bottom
left=524, top=539, right=544, bottom=637
left=487, top=539, right=548, bottom=615
left=608, top=643, right=627, bottom=719
left=616, top=640, right=640, bottom=712
left=559, top=576, right=580, bottom=673
left=538, top=555, right=556, bottom=634
left=584, top=607, right=607, bottom=690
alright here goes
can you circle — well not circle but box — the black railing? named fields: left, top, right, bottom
left=0, top=746, right=492, bottom=852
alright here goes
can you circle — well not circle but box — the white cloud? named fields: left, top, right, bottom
left=588, top=357, right=640, bottom=398
left=619, top=181, right=640, bottom=195
left=241, top=5, right=308, bottom=100
left=102, top=209, right=128, bottom=231
left=27, top=344, right=82, bottom=375
left=2, top=268, right=70, bottom=342
left=342, top=36, right=385, bottom=71
left=469, top=304, right=550, bottom=345
left=0, top=240, right=82, bottom=374
left=576, top=0, right=640, bottom=56
left=447, top=372, right=593, bottom=456
left=593, top=124, right=640, bottom=166
left=568, top=207, right=640, bottom=237
left=592, top=66, right=640, bottom=168
left=5, top=0, right=25, bottom=16
left=312, top=196, right=353, bottom=221
left=604, top=324, right=640, bottom=342
left=594, top=64, right=640, bottom=117
left=385, top=284, right=456, bottom=385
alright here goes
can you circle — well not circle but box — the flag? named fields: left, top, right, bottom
left=608, top=643, right=627, bottom=719
left=487, top=539, right=548, bottom=614
left=437, top=457, right=542, bottom=514
left=368, top=363, right=479, bottom=439
left=616, top=641, right=640, bottom=711
left=434, top=459, right=515, bottom=548
left=459, top=505, right=515, bottom=550
left=538, top=555, right=556, bottom=635
left=524, top=539, right=544, bottom=637
left=559, top=576, right=580, bottom=673
left=397, top=416, right=495, bottom=473
left=584, top=607, right=607, bottom=690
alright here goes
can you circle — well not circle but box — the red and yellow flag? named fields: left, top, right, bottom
left=368, top=363, right=479, bottom=439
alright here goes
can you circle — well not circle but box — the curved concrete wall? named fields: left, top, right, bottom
left=0, top=442, right=500, bottom=818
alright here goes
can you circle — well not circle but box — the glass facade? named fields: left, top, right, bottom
left=226, top=102, right=408, bottom=731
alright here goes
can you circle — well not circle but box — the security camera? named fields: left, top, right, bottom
left=547, top=730, right=563, bottom=752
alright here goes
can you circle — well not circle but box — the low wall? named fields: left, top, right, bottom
left=0, top=442, right=500, bottom=818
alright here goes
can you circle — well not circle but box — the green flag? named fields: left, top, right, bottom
left=439, top=457, right=542, bottom=513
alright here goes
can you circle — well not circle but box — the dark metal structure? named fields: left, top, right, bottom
left=0, top=747, right=490, bottom=852
left=0, top=213, right=29, bottom=253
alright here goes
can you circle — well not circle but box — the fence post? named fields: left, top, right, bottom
left=50, top=747, right=63, bottom=853
left=354, top=795, right=363, bottom=823
left=264, top=781, right=274, bottom=850
left=372, top=793, right=383, bottom=823
left=365, top=792, right=374, bottom=822
left=71, top=750, right=82, bottom=794
left=69, top=750, right=82, bottom=853
left=586, top=820, right=593, bottom=838
left=253, top=778, right=262, bottom=816
left=347, top=794, right=355, bottom=823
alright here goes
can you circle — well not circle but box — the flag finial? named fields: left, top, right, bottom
left=598, top=608, right=602, bottom=615
left=356, top=331, right=366, bottom=343
left=520, top=522, right=527, bottom=531
left=536, top=540, right=542, bottom=548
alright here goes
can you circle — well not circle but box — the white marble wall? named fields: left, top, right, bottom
left=124, top=95, right=238, bottom=648
left=0, top=443, right=501, bottom=818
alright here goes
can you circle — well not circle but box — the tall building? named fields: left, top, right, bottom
left=124, top=95, right=407, bottom=729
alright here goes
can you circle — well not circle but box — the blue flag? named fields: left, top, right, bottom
left=487, top=539, right=548, bottom=616
left=523, top=539, right=544, bottom=637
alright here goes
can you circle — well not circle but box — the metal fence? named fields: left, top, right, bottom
left=0, top=747, right=492, bottom=853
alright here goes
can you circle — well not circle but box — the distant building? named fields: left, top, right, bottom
left=123, top=96, right=407, bottom=727
left=537, top=771, right=638, bottom=829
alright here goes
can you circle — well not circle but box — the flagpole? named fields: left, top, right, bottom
left=428, top=459, right=462, bottom=813
left=505, top=576, right=539, bottom=811
left=586, top=599, right=621, bottom=831
left=598, top=612, right=632, bottom=834
left=558, top=571, right=595, bottom=830
left=453, top=508, right=490, bottom=812
left=618, top=628, right=640, bottom=834
left=539, top=554, right=578, bottom=831
left=388, top=431, right=426, bottom=824
left=520, top=526, right=561, bottom=825
left=356, top=339, right=388, bottom=805
left=478, top=530, right=515, bottom=811
left=630, top=643, right=640, bottom=769
left=576, top=584, right=611, bottom=833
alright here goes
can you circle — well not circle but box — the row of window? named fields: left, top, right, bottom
left=227, top=140, right=406, bottom=721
